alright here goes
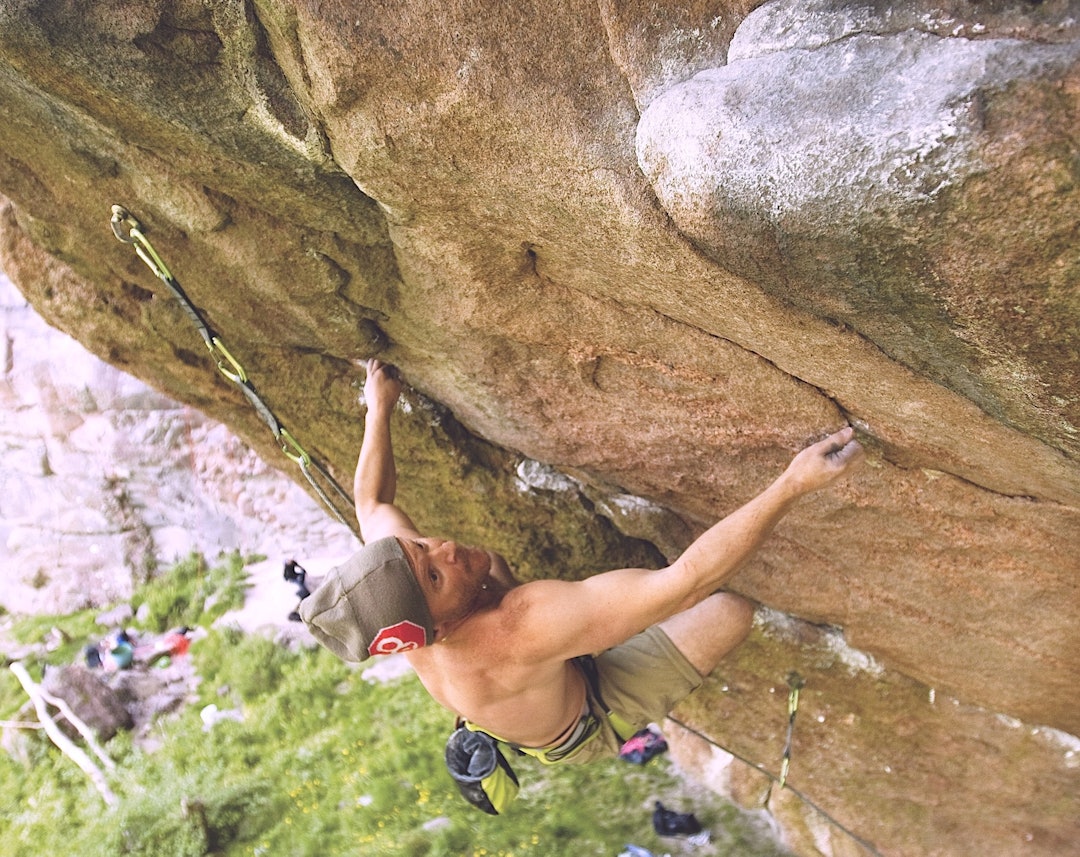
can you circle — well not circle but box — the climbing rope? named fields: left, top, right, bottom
left=666, top=671, right=884, bottom=857
left=109, top=205, right=358, bottom=534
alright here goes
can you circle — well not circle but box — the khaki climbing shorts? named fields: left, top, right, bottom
left=565, top=625, right=704, bottom=765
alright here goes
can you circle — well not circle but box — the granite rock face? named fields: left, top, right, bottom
left=0, top=1, right=1077, bottom=854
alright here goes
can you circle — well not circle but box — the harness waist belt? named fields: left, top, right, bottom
left=463, top=655, right=634, bottom=766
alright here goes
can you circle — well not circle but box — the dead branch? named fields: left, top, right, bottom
left=36, top=683, right=117, bottom=770
left=9, top=662, right=117, bottom=807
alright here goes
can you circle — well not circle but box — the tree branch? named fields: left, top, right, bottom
left=9, top=662, right=118, bottom=807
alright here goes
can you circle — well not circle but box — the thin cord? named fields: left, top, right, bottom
left=665, top=716, right=885, bottom=857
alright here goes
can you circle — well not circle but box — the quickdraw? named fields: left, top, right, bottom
left=666, top=712, right=884, bottom=856
left=761, top=670, right=804, bottom=808
left=778, top=670, right=804, bottom=789
left=110, top=205, right=357, bottom=533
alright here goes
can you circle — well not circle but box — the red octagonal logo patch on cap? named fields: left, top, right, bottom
left=368, top=620, right=427, bottom=656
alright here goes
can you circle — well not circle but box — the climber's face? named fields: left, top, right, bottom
left=397, top=537, right=492, bottom=629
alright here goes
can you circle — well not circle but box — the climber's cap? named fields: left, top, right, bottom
left=299, top=536, right=434, bottom=661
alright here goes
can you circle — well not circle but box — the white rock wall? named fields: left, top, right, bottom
left=0, top=271, right=358, bottom=617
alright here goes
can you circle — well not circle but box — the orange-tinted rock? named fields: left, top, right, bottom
left=0, top=1, right=1077, bottom=854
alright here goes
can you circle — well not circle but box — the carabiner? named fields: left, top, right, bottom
left=787, top=680, right=803, bottom=717
left=131, top=230, right=176, bottom=285
left=279, top=427, right=312, bottom=466
left=207, top=336, right=248, bottom=384
left=111, top=205, right=177, bottom=284
left=778, top=672, right=805, bottom=789
left=110, top=205, right=139, bottom=244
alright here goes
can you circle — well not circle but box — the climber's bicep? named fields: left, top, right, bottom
left=358, top=501, right=423, bottom=543
left=508, top=566, right=689, bottom=661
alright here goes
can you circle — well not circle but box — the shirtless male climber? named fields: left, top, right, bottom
left=301, top=359, right=864, bottom=792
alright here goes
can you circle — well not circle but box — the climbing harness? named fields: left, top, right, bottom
left=109, top=205, right=357, bottom=533
left=446, top=654, right=637, bottom=814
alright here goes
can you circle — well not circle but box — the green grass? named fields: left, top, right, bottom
left=0, top=554, right=789, bottom=857
left=130, top=551, right=251, bottom=632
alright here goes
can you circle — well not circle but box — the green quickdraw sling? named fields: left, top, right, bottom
left=778, top=670, right=804, bottom=788
left=762, top=670, right=804, bottom=806
left=109, top=205, right=357, bottom=533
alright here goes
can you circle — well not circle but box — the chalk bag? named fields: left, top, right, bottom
left=445, top=727, right=520, bottom=815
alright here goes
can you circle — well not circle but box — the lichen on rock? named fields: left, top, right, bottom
left=1, top=1, right=1078, bottom=854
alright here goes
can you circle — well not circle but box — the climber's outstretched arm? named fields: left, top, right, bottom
left=503, top=428, right=864, bottom=662
left=660, top=426, right=864, bottom=606
left=354, top=359, right=422, bottom=543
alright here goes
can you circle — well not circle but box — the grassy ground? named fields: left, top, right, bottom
left=0, top=553, right=789, bottom=857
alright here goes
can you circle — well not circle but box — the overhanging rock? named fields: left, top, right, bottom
left=0, top=1, right=1077, bottom=854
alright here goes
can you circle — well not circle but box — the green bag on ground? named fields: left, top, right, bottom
left=445, top=726, right=520, bottom=815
